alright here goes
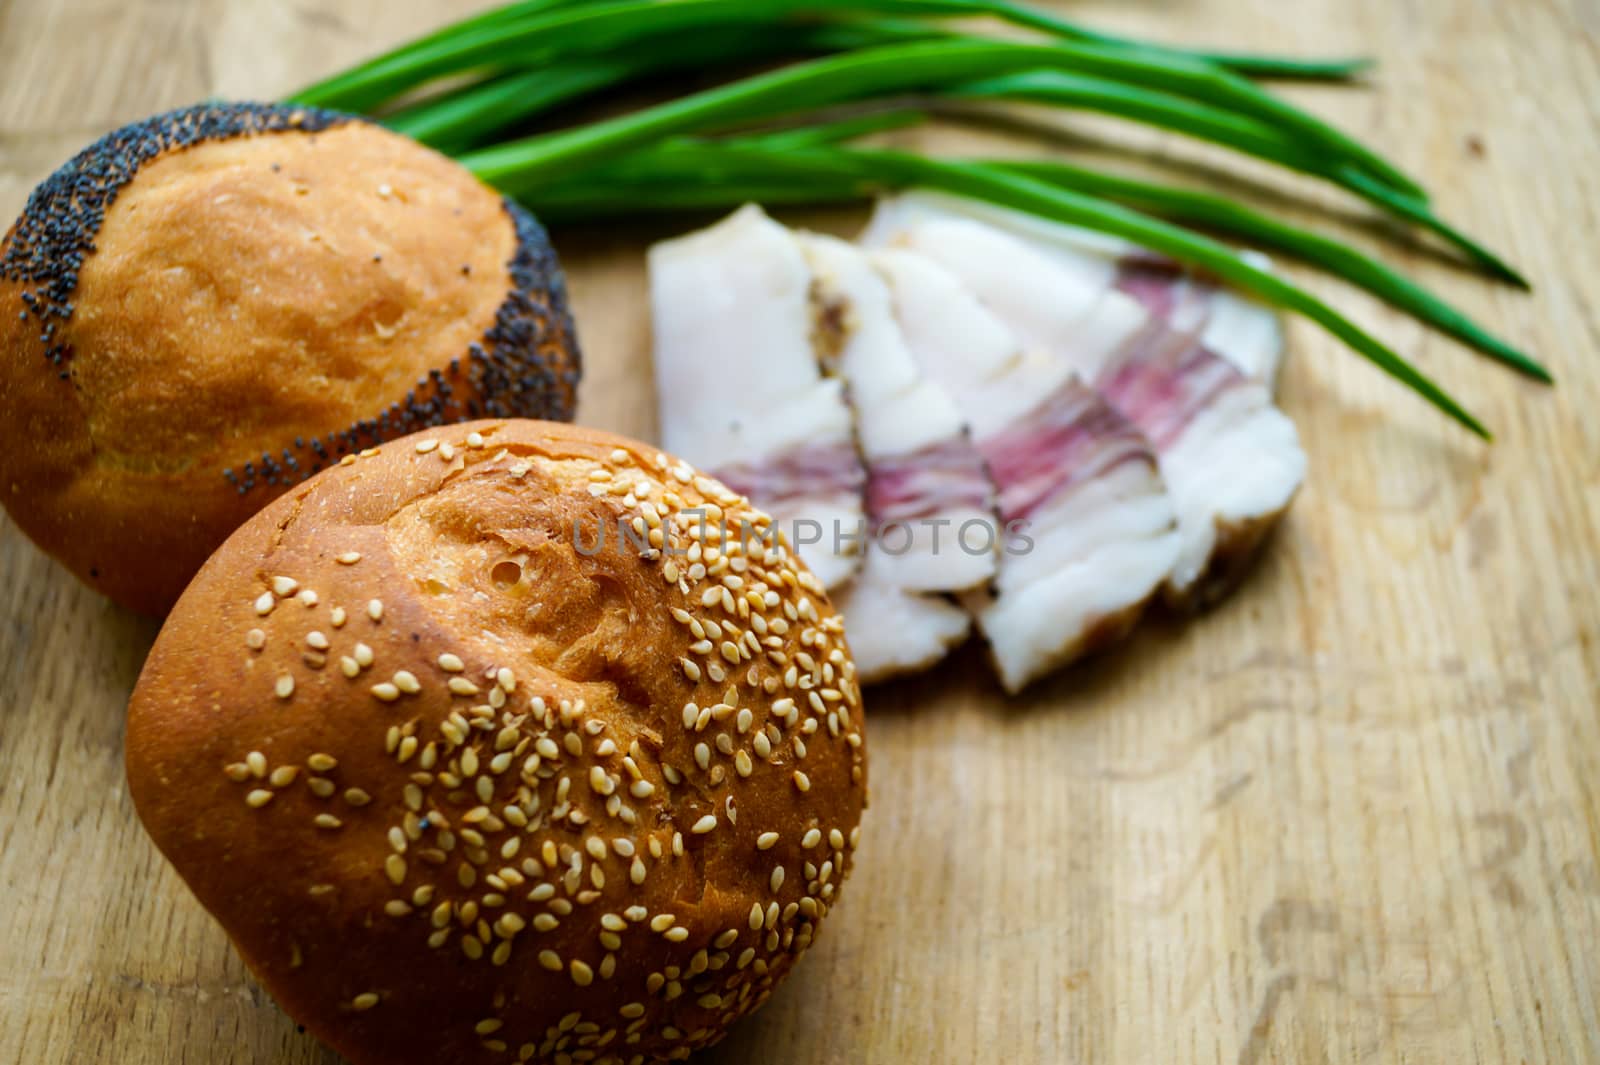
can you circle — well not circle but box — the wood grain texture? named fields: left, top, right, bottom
left=1, top=1, right=1597, bottom=1062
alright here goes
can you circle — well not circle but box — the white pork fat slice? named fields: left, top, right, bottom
left=796, top=232, right=991, bottom=683
left=829, top=556, right=972, bottom=685
left=799, top=231, right=996, bottom=595
left=868, top=196, right=1305, bottom=609
left=864, top=190, right=1286, bottom=388
left=871, top=248, right=1180, bottom=693
left=649, top=204, right=867, bottom=590
left=1109, top=252, right=1286, bottom=390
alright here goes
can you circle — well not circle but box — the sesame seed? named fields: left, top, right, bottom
left=415, top=439, right=439, bottom=454
left=297, top=589, right=319, bottom=608
left=630, top=780, right=655, bottom=799
left=538, top=950, right=562, bottom=972
left=354, top=643, right=374, bottom=667
left=306, top=630, right=330, bottom=651
left=385, top=855, right=407, bottom=885
left=830, top=829, right=846, bottom=850
left=448, top=677, right=480, bottom=696
left=691, top=815, right=717, bottom=835
left=254, top=592, right=275, bottom=616
left=367, top=599, right=384, bottom=621
left=664, top=927, right=690, bottom=943
left=339, top=656, right=360, bottom=678
left=467, top=431, right=485, bottom=448
left=344, top=788, right=371, bottom=806
left=246, top=628, right=266, bottom=650
left=437, top=653, right=464, bottom=672
left=392, top=670, right=420, bottom=694
left=246, top=789, right=273, bottom=808
left=496, top=667, right=516, bottom=692
left=736, top=708, right=753, bottom=733
left=770, top=867, right=785, bottom=893
left=269, top=766, right=298, bottom=787
left=757, top=832, right=779, bottom=850
left=352, top=993, right=379, bottom=1011
left=315, top=814, right=342, bottom=829
left=272, top=576, right=298, bottom=597
left=273, top=673, right=295, bottom=699
left=801, top=828, right=822, bottom=848
left=371, top=683, right=400, bottom=702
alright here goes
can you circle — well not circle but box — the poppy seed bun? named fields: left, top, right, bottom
left=0, top=102, right=579, bottom=615
left=125, top=419, right=868, bottom=1065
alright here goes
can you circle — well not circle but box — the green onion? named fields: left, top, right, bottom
left=459, top=39, right=1418, bottom=196
left=952, top=71, right=1525, bottom=285
left=296, top=2, right=1414, bottom=201
left=746, top=109, right=931, bottom=149
left=993, top=159, right=1548, bottom=380
left=386, top=65, right=629, bottom=150
left=294, top=0, right=1370, bottom=113
left=450, top=39, right=1508, bottom=284
left=384, top=18, right=940, bottom=152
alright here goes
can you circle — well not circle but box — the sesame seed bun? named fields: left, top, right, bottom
left=124, top=419, right=867, bottom=1065
left=0, top=103, right=580, bottom=615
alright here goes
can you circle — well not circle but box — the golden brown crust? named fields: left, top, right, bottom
left=0, top=107, right=578, bottom=615
left=125, top=419, right=867, bottom=1065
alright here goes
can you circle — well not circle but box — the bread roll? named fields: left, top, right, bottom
left=0, top=102, right=580, bottom=615
left=125, top=419, right=867, bottom=1065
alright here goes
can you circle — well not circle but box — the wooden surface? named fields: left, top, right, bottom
left=2, top=1, right=1598, bottom=1062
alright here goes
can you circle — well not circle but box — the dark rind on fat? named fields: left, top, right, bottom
left=0, top=100, right=581, bottom=497
left=0, top=101, right=348, bottom=376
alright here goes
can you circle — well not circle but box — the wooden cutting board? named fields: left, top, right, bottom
left=2, top=1, right=1596, bottom=1062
